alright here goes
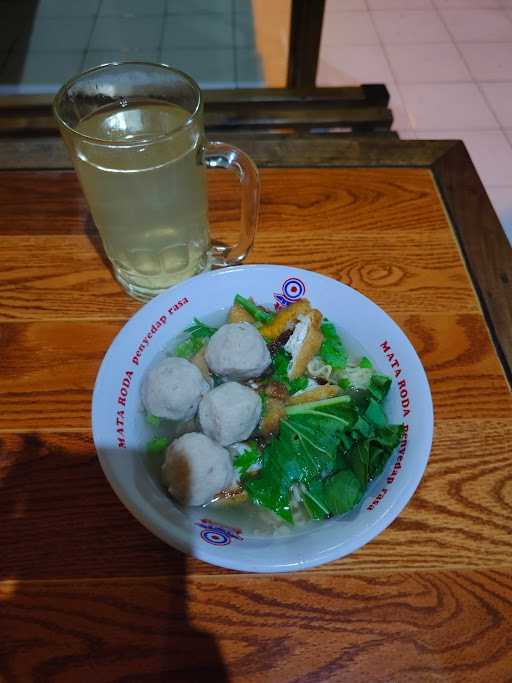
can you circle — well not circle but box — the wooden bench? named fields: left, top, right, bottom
left=0, top=86, right=395, bottom=138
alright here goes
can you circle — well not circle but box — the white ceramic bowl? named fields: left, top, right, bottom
left=92, top=265, right=433, bottom=572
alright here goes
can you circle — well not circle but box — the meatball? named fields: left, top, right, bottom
left=162, top=432, right=233, bottom=506
left=205, top=322, right=271, bottom=381
left=199, top=382, right=262, bottom=446
left=141, top=356, right=209, bottom=421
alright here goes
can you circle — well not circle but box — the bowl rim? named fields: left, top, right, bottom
left=92, top=264, right=434, bottom=572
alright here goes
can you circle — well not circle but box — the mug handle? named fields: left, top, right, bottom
left=204, top=141, right=260, bottom=267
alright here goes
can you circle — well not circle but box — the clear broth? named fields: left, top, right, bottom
left=145, top=308, right=373, bottom=537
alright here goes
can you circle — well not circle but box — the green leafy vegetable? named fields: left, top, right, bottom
left=271, top=348, right=309, bottom=394
left=359, top=356, right=373, bottom=369
left=146, top=436, right=171, bottom=456
left=368, top=444, right=387, bottom=480
left=234, top=294, right=275, bottom=324
left=373, top=424, right=404, bottom=450
left=285, top=395, right=353, bottom=416
left=368, top=373, right=392, bottom=402
left=174, top=318, right=217, bottom=358
left=302, top=486, right=330, bottom=519
left=245, top=397, right=358, bottom=521
left=338, top=432, right=354, bottom=453
left=244, top=440, right=294, bottom=522
left=233, top=441, right=262, bottom=475
left=364, top=397, right=388, bottom=428
left=272, top=348, right=289, bottom=382
left=320, top=320, right=348, bottom=369
left=338, top=377, right=351, bottom=391
left=346, top=440, right=370, bottom=488
left=352, top=414, right=373, bottom=438
left=307, top=469, right=363, bottom=516
left=290, top=376, right=309, bottom=394
left=145, top=413, right=160, bottom=427
left=244, top=393, right=403, bottom=524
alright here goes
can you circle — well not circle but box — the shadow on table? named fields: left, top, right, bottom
left=159, top=575, right=230, bottom=682
left=0, top=434, right=228, bottom=681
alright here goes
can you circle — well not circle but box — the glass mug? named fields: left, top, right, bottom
left=53, top=62, right=259, bottom=301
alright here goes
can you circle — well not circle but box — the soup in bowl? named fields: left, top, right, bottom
left=92, top=265, right=433, bottom=572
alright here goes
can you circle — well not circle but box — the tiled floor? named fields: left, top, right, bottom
left=319, top=0, right=512, bottom=243
left=0, top=0, right=270, bottom=92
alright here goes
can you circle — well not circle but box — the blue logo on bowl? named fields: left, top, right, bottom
left=273, top=277, right=306, bottom=309
left=196, top=519, right=244, bottom=546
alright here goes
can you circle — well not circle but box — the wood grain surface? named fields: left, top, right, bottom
left=1, top=166, right=511, bottom=682
left=0, top=169, right=481, bottom=320
left=2, top=571, right=511, bottom=683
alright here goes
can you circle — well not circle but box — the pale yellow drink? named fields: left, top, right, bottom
left=74, top=101, right=209, bottom=298
left=54, top=63, right=259, bottom=301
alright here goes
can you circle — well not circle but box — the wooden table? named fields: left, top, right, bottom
left=1, top=138, right=511, bottom=682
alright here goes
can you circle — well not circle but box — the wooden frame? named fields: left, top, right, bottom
left=0, top=86, right=393, bottom=135
left=287, top=0, right=326, bottom=88
left=0, top=135, right=509, bottom=385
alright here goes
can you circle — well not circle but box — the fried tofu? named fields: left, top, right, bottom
left=190, top=346, right=212, bottom=383
left=215, top=485, right=248, bottom=505
left=258, top=299, right=312, bottom=340
left=285, top=309, right=324, bottom=380
left=259, top=397, right=286, bottom=436
left=227, top=302, right=256, bottom=324
left=264, top=380, right=290, bottom=402
left=287, top=383, right=341, bottom=405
